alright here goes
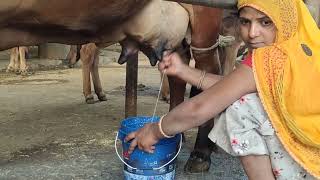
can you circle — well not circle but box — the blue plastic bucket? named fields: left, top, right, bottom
left=116, top=116, right=181, bottom=180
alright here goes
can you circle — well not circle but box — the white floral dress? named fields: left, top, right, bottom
left=208, top=93, right=316, bottom=180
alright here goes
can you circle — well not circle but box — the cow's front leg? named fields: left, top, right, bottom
left=168, top=76, right=186, bottom=111
left=6, top=47, right=18, bottom=72
left=90, top=45, right=107, bottom=102
left=168, top=44, right=191, bottom=111
left=184, top=55, right=219, bottom=174
left=160, top=73, right=170, bottom=103
left=184, top=87, right=217, bottom=173
left=18, top=46, right=29, bottom=76
left=80, top=44, right=95, bottom=104
left=184, top=6, right=223, bottom=173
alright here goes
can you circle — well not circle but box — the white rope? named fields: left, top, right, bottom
left=151, top=69, right=166, bottom=122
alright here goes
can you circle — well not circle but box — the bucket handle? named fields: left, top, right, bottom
left=115, top=132, right=182, bottom=170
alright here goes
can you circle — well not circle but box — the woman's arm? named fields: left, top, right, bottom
left=126, top=64, right=257, bottom=153
left=158, top=52, right=223, bottom=90
left=162, top=64, right=256, bottom=135
left=177, top=65, right=223, bottom=90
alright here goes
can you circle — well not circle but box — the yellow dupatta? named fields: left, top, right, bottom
left=238, top=0, right=320, bottom=177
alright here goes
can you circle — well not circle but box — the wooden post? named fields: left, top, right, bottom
left=125, top=53, right=138, bottom=118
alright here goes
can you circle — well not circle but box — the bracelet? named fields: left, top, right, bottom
left=197, top=70, right=206, bottom=89
left=158, top=115, right=174, bottom=138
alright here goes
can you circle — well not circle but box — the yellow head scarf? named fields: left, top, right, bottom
left=238, top=0, right=320, bottom=177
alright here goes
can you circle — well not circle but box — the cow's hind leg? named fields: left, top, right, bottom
left=18, top=46, right=30, bottom=76
left=80, top=43, right=95, bottom=104
left=91, top=45, right=107, bottom=102
left=6, top=47, right=18, bottom=73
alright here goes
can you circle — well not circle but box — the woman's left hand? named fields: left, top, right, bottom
left=125, top=122, right=163, bottom=154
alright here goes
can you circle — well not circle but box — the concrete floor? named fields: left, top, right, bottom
left=0, top=49, right=247, bottom=180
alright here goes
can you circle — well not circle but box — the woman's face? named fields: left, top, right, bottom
left=239, top=7, right=277, bottom=49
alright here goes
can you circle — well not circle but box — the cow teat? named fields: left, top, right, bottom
left=118, top=39, right=139, bottom=64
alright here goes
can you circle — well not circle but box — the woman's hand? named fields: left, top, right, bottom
left=158, top=52, right=188, bottom=78
left=125, top=122, right=163, bottom=154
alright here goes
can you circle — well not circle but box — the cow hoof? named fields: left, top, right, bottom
left=161, top=96, right=170, bottom=104
left=97, top=93, right=107, bottom=101
left=20, top=69, right=32, bottom=76
left=85, top=95, right=95, bottom=104
left=6, top=67, right=15, bottom=73
left=184, top=151, right=211, bottom=173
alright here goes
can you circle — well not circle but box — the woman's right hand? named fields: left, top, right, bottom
left=158, top=52, right=187, bottom=77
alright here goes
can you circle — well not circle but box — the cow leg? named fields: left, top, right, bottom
left=168, top=43, right=191, bottom=112
left=221, top=42, right=242, bottom=75
left=66, top=45, right=81, bottom=68
left=6, top=47, right=18, bottom=73
left=184, top=6, right=223, bottom=173
left=80, top=43, right=95, bottom=104
left=184, top=86, right=217, bottom=173
left=90, top=46, right=107, bottom=102
left=160, top=73, right=170, bottom=103
left=66, top=45, right=77, bottom=67
left=13, top=47, right=20, bottom=73
left=168, top=77, right=186, bottom=110
left=18, top=46, right=29, bottom=76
